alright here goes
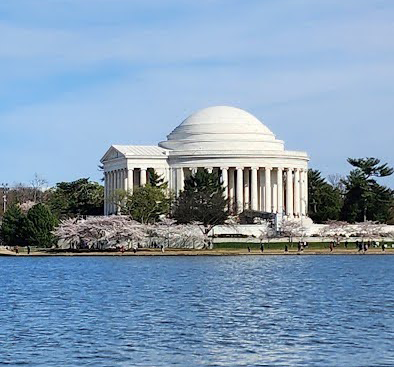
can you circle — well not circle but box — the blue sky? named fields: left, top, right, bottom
left=1, top=0, right=394, bottom=187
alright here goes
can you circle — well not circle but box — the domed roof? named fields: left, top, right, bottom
left=159, top=106, right=284, bottom=152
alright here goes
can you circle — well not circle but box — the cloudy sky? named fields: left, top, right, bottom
left=1, top=0, right=393, bottom=187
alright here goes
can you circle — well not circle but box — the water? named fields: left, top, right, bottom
left=0, top=256, right=393, bottom=367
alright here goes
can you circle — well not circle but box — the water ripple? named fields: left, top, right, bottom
left=0, top=256, right=393, bottom=366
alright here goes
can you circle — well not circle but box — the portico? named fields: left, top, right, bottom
left=101, top=106, right=309, bottom=218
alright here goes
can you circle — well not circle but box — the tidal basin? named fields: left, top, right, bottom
left=1, top=256, right=393, bottom=367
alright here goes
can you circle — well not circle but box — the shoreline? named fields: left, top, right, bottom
left=1, top=248, right=393, bottom=257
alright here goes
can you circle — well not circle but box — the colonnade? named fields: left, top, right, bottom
left=168, top=166, right=308, bottom=217
left=104, top=167, right=148, bottom=215
left=104, top=165, right=308, bottom=217
left=217, top=166, right=308, bottom=217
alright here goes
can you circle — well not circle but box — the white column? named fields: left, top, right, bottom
left=221, top=167, right=229, bottom=201
left=176, top=167, right=184, bottom=194
left=206, top=167, right=213, bottom=173
left=140, top=168, right=147, bottom=186
left=123, top=169, right=127, bottom=191
left=229, top=168, right=235, bottom=213
left=118, top=169, right=122, bottom=190
left=244, top=168, right=250, bottom=210
left=286, top=168, right=293, bottom=217
left=115, top=170, right=121, bottom=215
left=109, top=171, right=114, bottom=214
left=272, top=171, right=278, bottom=214
left=294, top=168, right=300, bottom=216
left=277, top=168, right=283, bottom=214
left=127, top=169, right=134, bottom=194
left=300, top=168, right=305, bottom=215
left=104, top=172, right=108, bottom=215
left=113, top=170, right=117, bottom=191
left=259, top=168, right=264, bottom=211
left=265, top=167, right=272, bottom=212
left=168, top=167, right=173, bottom=191
left=251, top=167, right=258, bottom=211
left=236, top=167, right=244, bottom=213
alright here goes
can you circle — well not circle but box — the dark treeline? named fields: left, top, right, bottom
left=1, top=178, right=104, bottom=247
left=309, top=157, right=394, bottom=224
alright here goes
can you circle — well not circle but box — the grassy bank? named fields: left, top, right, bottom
left=213, top=241, right=394, bottom=250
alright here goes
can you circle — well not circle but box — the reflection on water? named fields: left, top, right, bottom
left=0, top=256, right=393, bottom=366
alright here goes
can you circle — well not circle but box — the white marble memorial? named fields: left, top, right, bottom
left=101, top=106, right=309, bottom=217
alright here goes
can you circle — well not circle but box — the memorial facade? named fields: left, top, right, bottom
left=101, top=106, right=309, bottom=217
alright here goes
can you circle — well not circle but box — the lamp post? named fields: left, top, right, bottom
left=1, top=183, right=9, bottom=214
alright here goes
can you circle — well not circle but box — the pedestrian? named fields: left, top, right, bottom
left=133, top=245, right=137, bottom=254
left=247, top=246, right=251, bottom=253
left=345, top=241, right=348, bottom=249
left=329, top=242, right=333, bottom=252
left=161, top=245, right=165, bottom=253
left=121, top=245, right=125, bottom=254
left=358, top=242, right=363, bottom=252
left=364, top=242, right=368, bottom=252
left=27, top=245, right=31, bottom=255
left=297, top=242, right=301, bottom=252
left=285, top=244, right=288, bottom=252
left=15, top=245, right=19, bottom=254
left=260, top=243, right=264, bottom=253
left=382, top=242, right=385, bottom=252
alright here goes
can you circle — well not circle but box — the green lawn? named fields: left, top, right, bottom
left=213, top=241, right=394, bottom=250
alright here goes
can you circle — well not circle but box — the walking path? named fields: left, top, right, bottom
left=1, top=248, right=393, bottom=256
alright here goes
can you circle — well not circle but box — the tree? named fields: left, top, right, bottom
left=341, top=158, right=394, bottom=222
left=319, top=220, right=350, bottom=245
left=30, top=173, right=48, bottom=202
left=173, top=169, right=228, bottom=235
left=280, top=219, right=306, bottom=244
left=0, top=204, right=27, bottom=246
left=25, top=204, right=57, bottom=248
left=147, top=168, right=167, bottom=188
left=308, top=169, right=342, bottom=223
left=122, top=185, right=170, bottom=224
left=49, top=178, right=104, bottom=218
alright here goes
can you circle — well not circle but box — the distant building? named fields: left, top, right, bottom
left=101, top=106, right=309, bottom=217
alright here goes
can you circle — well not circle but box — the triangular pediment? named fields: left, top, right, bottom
left=100, top=146, right=125, bottom=163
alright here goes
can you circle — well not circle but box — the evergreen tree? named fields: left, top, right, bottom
left=308, top=169, right=342, bottom=223
left=173, top=169, right=228, bottom=234
left=341, top=158, right=394, bottom=223
left=25, top=204, right=57, bottom=247
left=49, top=178, right=104, bottom=218
left=0, top=204, right=27, bottom=246
left=122, top=185, right=170, bottom=224
left=147, top=168, right=167, bottom=188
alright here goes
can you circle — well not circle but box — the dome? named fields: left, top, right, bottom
left=159, top=106, right=284, bottom=152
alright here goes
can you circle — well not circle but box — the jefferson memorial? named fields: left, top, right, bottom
left=101, top=106, right=309, bottom=218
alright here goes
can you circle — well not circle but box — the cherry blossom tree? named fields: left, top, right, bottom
left=281, top=219, right=307, bottom=244
left=319, top=220, right=351, bottom=245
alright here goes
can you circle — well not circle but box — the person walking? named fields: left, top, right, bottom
left=247, top=246, right=251, bottom=253
left=285, top=243, right=289, bottom=253
left=329, top=242, right=333, bottom=252
left=260, top=243, right=264, bottom=253
left=27, top=245, right=31, bottom=255
left=345, top=241, right=348, bottom=249
left=15, top=245, right=19, bottom=254
left=382, top=242, right=385, bottom=252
